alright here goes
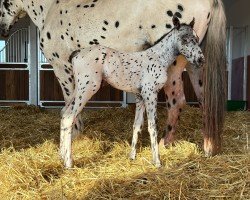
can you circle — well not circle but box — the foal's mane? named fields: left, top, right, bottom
left=152, top=23, right=192, bottom=47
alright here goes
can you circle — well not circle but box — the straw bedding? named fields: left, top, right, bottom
left=0, top=105, right=249, bottom=199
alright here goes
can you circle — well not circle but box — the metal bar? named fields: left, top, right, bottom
left=18, top=30, right=20, bottom=62
left=122, top=91, right=127, bottom=107
left=227, top=26, right=233, bottom=100
left=7, top=38, right=9, bottom=62
left=158, top=101, right=199, bottom=105
left=243, top=26, right=248, bottom=102
left=21, top=29, right=23, bottom=62
left=0, top=68, right=29, bottom=70
left=38, top=68, right=54, bottom=71
left=0, top=62, right=28, bottom=64
left=37, top=29, right=41, bottom=107
left=0, top=100, right=29, bottom=103
left=40, top=106, right=124, bottom=109
left=15, top=31, right=17, bottom=62
left=40, top=100, right=124, bottom=104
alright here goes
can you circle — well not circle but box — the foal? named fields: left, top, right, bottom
left=60, top=16, right=205, bottom=168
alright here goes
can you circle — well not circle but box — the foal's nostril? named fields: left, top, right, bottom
left=198, top=57, right=205, bottom=65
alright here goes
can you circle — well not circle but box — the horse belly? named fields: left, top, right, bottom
left=102, top=57, right=141, bottom=93
left=41, top=0, right=211, bottom=67
left=61, top=0, right=211, bottom=50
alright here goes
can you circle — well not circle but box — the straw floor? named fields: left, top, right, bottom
left=0, top=105, right=249, bottom=199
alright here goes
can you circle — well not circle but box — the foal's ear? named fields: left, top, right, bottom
left=173, top=15, right=180, bottom=30
left=189, top=18, right=195, bottom=28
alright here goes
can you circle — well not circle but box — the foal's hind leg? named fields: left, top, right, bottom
left=160, top=56, right=187, bottom=146
left=60, top=57, right=102, bottom=168
left=130, top=95, right=145, bottom=160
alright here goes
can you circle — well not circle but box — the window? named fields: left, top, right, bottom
left=0, top=40, right=6, bottom=62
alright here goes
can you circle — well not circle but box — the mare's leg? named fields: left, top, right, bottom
left=60, top=56, right=102, bottom=168
left=186, top=64, right=204, bottom=105
left=142, top=89, right=161, bottom=167
left=160, top=56, right=187, bottom=146
left=53, top=62, right=84, bottom=139
left=186, top=64, right=210, bottom=151
left=130, top=95, right=145, bottom=160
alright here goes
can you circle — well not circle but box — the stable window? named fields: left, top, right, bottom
left=0, top=40, right=6, bottom=63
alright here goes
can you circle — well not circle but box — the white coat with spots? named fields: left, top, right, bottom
left=0, top=0, right=226, bottom=160
left=60, top=17, right=204, bottom=168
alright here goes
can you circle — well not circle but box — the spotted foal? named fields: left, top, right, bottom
left=60, top=16, right=204, bottom=168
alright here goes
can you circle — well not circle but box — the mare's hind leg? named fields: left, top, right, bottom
left=186, top=64, right=204, bottom=105
left=53, top=62, right=84, bottom=139
left=186, top=64, right=209, bottom=150
left=160, top=56, right=187, bottom=146
left=60, top=55, right=102, bottom=168
left=130, top=95, right=145, bottom=160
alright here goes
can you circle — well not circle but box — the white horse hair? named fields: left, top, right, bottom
left=0, top=0, right=226, bottom=158
left=60, top=16, right=205, bottom=168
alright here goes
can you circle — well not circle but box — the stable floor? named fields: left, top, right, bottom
left=0, top=106, right=249, bottom=199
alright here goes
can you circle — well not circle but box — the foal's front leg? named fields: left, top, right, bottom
left=130, top=95, right=145, bottom=160
left=143, top=90, right=161, bottom=167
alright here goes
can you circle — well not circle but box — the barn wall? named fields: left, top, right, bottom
left=1, top=2, right=249, bottom=107
left=224, top=0, right=250, bottom=59
left=224, top=0, right=250, bottom=108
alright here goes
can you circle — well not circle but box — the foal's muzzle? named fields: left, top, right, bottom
left=195, top=56, right=205, bottom=68
left=0, top=25, right=10, bottom=37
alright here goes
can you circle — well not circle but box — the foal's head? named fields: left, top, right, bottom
left=173, top=16, right=205, bottom=67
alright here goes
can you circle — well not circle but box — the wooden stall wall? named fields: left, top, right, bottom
left=247, top=56, right=250, bottom=110
left=0, top=64, right=29, bottom=106
left=3, top=61, right=249, bottom=109
left=231, top=55, right=250, bottom=110
left=39, top=65, right=123, bottom=107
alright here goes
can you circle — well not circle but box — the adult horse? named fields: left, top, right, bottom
left=0, top=0, right=226, bottom=158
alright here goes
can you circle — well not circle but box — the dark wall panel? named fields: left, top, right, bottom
left=40, top=67, right=123, bottom=103
left=231, top=57, right=244, bottom=100
left=0, top=70, right=29, bottom=101
left=231, top=56, right=250, bottom=110
left=248, top=56, right=250, bottom=110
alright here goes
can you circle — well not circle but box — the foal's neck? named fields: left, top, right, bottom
left=147, top=29, right=178, bottom=67
left=21, top=0, right=54, bottom=31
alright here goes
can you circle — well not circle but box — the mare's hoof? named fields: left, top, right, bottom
left=204, top=138, right=221, bottom=157
left=159, top=136, right=175, bottom=147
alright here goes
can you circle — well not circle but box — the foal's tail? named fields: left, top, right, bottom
left=203, top=0, right=227, bottom=156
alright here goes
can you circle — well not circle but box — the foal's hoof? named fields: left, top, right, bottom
left=129, top=154, right=136, bottom=160
left=64, top=160, right=73, bottom=169
left=154, top=161, right=162, bottom=168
